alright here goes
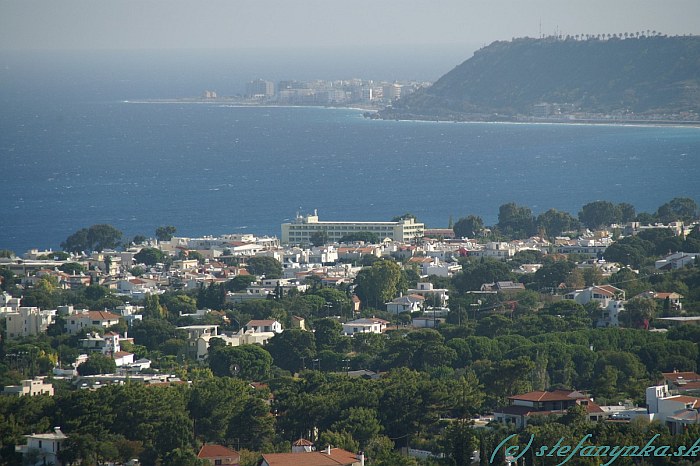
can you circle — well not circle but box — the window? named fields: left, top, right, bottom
left=215, top=460, right=222, bottom=465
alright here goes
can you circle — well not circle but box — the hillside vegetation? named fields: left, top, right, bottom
left=381, top=35, right=700, bottom=119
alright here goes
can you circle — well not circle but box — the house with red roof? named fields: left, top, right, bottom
left=243, top=319, right=283, bottom=334
left=65, top=310, right=122, bottom=334
left=261, top=446, right=363, bottom=466
left=566, top=285, right=626, bottom=328
left=495, top=389, right=605, bottom=428
left=634, top=291, right=684, bottom=311
left=661, top=371, right=700, bottom=394
left=197, top=444, right=240, bottom=465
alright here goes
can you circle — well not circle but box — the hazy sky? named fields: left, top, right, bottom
left=2, top=0, right=699, bottom=51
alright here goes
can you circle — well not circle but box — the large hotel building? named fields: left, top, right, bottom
left=281, top=211, right=425, bottom=245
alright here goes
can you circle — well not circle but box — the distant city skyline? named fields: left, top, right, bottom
left=1, top=0, right=699, bottom=51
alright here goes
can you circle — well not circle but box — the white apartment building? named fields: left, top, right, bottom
left=282, top=211, right=424, bottom=245
left=3, top=377, right=54, bottom=397
left=5, top=307, right=55, bottom=339
left=646, top=384, right=700, bottom=434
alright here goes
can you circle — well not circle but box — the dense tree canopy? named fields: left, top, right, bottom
left=656, top=197, right=698, bottom=223
left=134, top=247, right=167, bottom=266
left=354, top=259, right=406, bottom=308
left=453, top=215, right=484, bottom=238
left=208, top=343, right=272, bottom=380
left=245, top=256, right=283, bottom=279
left=536, top=209, right=580, bottom=237
left=155, top=225, right=177, bottom=241
left=578, top=201, right=620, bottom=229
left=61, top=224, right=123, bottom=253
left=497, top=203, right=536, bottom=238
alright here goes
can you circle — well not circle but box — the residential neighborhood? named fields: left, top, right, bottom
left=1, top=198, right=699, bottom=466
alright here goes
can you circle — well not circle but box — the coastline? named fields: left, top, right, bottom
left=122, top=98, right=700, bottom=128
left=123, top=98, right=380, bottom=112
left=371, top=111, right=700, bottom=128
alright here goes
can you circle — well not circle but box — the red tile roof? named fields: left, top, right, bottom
left=508, top=390, right=587, bottom=402
left=262, top=449, right=358, bottom=466
left=246, top=319, right=277, bottom=327
left=668, top=396, right=700, bottom=406
left=292, top=438, right=314, bottom=446
left=662, top=372, right=700, bottom=382
left=87, top=310, right=121, bottom=321
left=198, top=444, right=240, bottom=460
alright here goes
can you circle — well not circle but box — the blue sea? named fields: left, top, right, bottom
left=2, top=50, right=700, bottom=253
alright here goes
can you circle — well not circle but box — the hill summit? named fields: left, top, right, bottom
left=379, top=35, right=700, bottom=122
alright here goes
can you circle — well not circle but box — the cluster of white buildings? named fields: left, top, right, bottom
left=244, top=77, right=430, bottom=105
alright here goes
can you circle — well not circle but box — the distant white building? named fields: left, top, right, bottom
left=0, top=291, right=21, bottom=312
left=3, top=377, right=54, bottom=397
left=65, top=310, right=121, bottom=334
left=386, top=294, right=425, bottom=314
left=282, top=210, right=424, bottom=245
left=342, top=317, right=389, bottom=335
left=79, top=331, right=122, bottom=355
left=646, top=384, right=700, bottom=434
left=655, top=252, right=699, bottom=270
left=5, top=307, right=55, bottom=339
left=407, top=282, right=449, bottom=307
left=244, top=319, right=283, bottom=334
left=16, top=427, right=67, bottom=466
left=566, top=285, right=625, bottom=328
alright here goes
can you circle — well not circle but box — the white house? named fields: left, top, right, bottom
left=16, top=427, right=68, bottom=466
left=244, top=319, right=283, bottom=334
left=566, top=285, right=625, bottom=328
left=407, top=282, right=449, bottom=307
left=195, top=324, right=280, bottom=360
left=116, top=277, right=161, bottom=298
left=386, top=295, right=425, bottom=314
left=79, top=331, right=122, bottom=355
left=65, top=310, right=121, bottom=334
left=342, top=318, right=389, bottom=335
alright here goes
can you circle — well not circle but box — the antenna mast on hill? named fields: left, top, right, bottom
left=539, top=19, right=542, bottom=38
